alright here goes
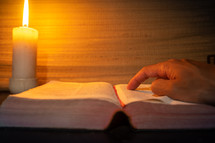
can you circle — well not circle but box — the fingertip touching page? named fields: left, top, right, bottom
left=115, top=84, right=190, bottom=106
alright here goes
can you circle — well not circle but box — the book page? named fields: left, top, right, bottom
left=11, top=81, right=121, bottom=107
left=115, top=84, right=189, bottom=105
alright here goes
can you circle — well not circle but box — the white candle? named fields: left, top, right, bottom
left=9, top=0, right=38, bottom=93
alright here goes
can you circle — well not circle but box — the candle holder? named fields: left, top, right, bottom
left=9, top=78, right=37, bottom=94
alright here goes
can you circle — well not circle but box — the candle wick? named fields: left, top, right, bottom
left=23, top=24, right=28, bottom=27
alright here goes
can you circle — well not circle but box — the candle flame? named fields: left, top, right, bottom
left=22, top=0, right=29, bottom=27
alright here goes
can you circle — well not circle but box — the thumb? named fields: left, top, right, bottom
left=151, top=79, right=174, bottom=96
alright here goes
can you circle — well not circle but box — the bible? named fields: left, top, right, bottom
left=0, top=81, right=215, bottom=130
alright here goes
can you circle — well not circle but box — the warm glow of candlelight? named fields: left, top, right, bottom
left=22, top=0, right=29, bottom=27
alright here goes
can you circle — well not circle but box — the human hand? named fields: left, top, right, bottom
left=127, top=59, right=215, bottom=105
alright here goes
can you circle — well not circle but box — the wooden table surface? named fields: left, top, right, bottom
left=0, top=91, right=8, bottom=105
left=0, top=0, right=215, bottom=90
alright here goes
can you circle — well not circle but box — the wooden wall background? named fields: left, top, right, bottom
left=0, top=0, right=215, bottom=90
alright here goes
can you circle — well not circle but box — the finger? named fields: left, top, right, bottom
left=127, top=62, right=169, bottom=90
left=151, top=79, right=174, bottom=96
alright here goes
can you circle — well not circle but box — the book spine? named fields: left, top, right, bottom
left=113, top=86, right=125, bottom=107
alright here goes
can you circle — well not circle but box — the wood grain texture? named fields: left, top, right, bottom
left=0, top=0, right=215, bottom=90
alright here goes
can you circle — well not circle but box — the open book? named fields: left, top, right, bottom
left=0, top=81, right=215, bottom=130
